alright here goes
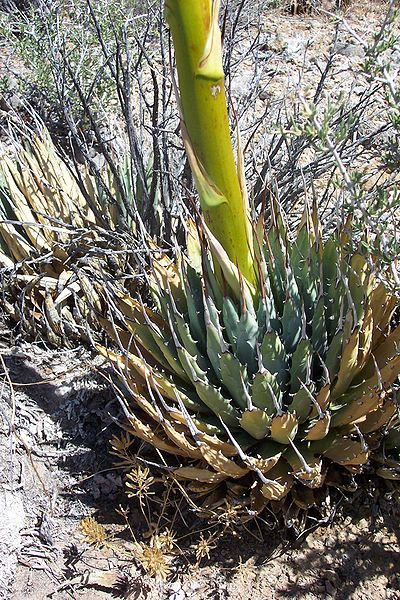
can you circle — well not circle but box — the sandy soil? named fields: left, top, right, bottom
left=0, top=335, right=399, bottom=600
left=0, top=1, right=399, bottom=599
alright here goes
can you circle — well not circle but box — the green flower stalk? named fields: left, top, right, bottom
left=165, top=0, right=255, bottom=286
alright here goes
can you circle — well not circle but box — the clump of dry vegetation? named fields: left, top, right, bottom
left=0, top=0, right=399, bottom=596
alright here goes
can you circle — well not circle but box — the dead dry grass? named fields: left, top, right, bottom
left=0, top=1, right=400, bottom=599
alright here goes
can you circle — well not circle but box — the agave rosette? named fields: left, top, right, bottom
left=101, top=199, right=400, bottom=511
left=0, top=131, right=135, bottom=344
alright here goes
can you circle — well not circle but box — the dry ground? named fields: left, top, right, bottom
left=1, top=1, right=400, bottom=599
left=0, top=335, right=399, bottom=599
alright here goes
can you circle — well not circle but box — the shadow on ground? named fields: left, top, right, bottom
left=1, top=339, right=400, bottom=599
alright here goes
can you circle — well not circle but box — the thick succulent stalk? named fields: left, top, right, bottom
left=165, top=0, right=255, bottom=286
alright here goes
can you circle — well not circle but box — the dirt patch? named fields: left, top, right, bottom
left=0, top=1, right=399, bottom=599
left=0, top=331, right=124, bottom=599
left=0, top=328, right=399, bottom=599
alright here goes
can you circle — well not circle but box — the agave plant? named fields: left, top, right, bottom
left=0, top=129, right=136, bottom=345
left=103, top=207, right=400, bottom=509
left=99, top=0, right=400, bottom=513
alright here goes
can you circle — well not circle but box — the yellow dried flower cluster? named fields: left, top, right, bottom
left=195, top=532, right=217, bottom=562
left=133, top=535, right=172, bottom=580
left=125, top=466, right=155, bottom=499
left=79, top=516, right=108, bottom=548
left=156, top=528, right=177, bottom=552
left=217, top=501, right=242, bottom=527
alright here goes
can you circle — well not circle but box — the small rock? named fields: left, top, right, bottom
left=259, top=89, right=271, bottom=101
left=169, top=581, right=182, bottom=593
left=325, top=580, right=337, bottom=597
left=261, top=33, right=286, bottom=54
left=39, top=513, right=55, bottom=545
left=324, top=536, right=336, bottom=548
left=283, top=37, right=308, bottom=62
left=190, top=581, right=204, bottom=591
left=335, top=42, right=365, bottom=58
left=356, top=518, right=369, bottom=530
left=353, top=85, right=367, bottom=95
